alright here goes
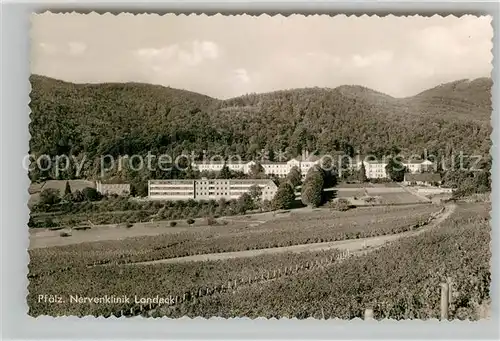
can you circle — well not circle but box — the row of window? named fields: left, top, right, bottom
left=149, top=191, right=194, bottom=196
left=150, top=186, right=194, bottom=190
left=150, top=180, right=194, bottom=185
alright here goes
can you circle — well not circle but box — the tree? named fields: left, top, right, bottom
left=130, top=181, right=148, bottom=197
left=237, top=193, right=254, bottom=214
left=130, top=185, right=137, bottom=197
left=475, top=171, right=491, bottom=193
left=385, top=158, right=406, bottom=182
left=28, top=216, right=35, bottom=228
left=261, top=199, right=272, bottom=212
left=71, top=190, right=85, bottom=202
left=81, top=187, right=101, bottom=201
left=301, top=166, right=324, bottom=207
left=358, top=162, right=368, bottom=182
left=39, top=188, right=61, bottom=205
left=248, top=185, right=263, bottom=203
left=219, top=164, right=232, bottom=179
left=286, top=166, right=302, bottom=188
left=64, top=181, right=72, bottom=195
left=320, top=158, right=338, bottom=188
left=249, top=162, right=265, bottom=179
left=268, top=148, right=275, bottom=162
left=271, top=182, right=295, bottom=210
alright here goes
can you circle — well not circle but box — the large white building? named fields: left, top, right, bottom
left=148, top=179, right=196, bottom=201
left=148, top=179, right=278, bottom=201
left=191, top=154, right=322, bottom=178
left=355, top=159, right=435, bottom=179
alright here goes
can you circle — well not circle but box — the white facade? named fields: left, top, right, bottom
left=148, top=179, right=278, bottom=201
left=148, top=180, right=195, bottom=201
left=192, top=157, right=321, bottom=178
left=355, top=159, right=435, bottom=179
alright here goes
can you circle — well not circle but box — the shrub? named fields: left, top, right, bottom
left=206, top=216, right=218, bottom=226
left=364, top=196, right=377, bottom=203
left=43, top=217, right=58, bottom=228
left=169, top=221, right=177, bottom=227
left=82, top=187, right=101, bottom=202
left=40, top=188, right=61, bottom=205
left=187, top=218, right=195, bottom=225
left=329, top=198, right=352, bottom=212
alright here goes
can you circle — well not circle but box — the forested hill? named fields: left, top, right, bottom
left=30, top=75, right=492, bottom=174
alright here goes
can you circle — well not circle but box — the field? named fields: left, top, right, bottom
left=334, top=184, right=427, bottom=205
left=29, top=180, right=95, bottom=206
left=28, top=249, right=346, bottom=316
left=28, top=203, right=450, bottom=316
left=29, top=205, right=442, bottom=262
left=160, top=203, right=491, bottom=320
left=27, top=202, right=490, bottom=319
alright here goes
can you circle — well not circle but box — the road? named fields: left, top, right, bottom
left=130, top=203, right=456, bottom=266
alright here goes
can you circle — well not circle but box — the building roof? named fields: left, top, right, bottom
left=261, top=161, right=288, bottom=165
left=192, top=161, right=245, bottom=165
left=404, top=173, right=442, bottom=182
left=357, top=160, right=388, bottom=165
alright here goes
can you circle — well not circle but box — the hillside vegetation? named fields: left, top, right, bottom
left=29, top=75, right=492, bottom=180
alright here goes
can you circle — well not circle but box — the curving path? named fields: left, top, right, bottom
left=130, top=203, right=456, bottom=266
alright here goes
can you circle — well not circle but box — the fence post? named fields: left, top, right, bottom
left=447, top=277, right=453, bottom=304
left=440, top=283, right=449, bottom=320
left=364, top=308, right=374, bottom=320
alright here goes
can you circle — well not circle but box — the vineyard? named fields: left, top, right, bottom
left=159, top=203, right=490, bottom=320
left=29, top=204, right=442, bottom=271
left=28, top=248, right=349, bottom=316
left=27, top=202, right=490, bottom=319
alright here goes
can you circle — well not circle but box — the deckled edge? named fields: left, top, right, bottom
left=25, top=12, right=496, bottom=325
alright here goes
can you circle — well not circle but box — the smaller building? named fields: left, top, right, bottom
left=405, top=159, right=435, bottom=173
left=96, top=181, right=130, bottom=196
left=403, top=173, right=442, bottom=186
left=356, top=160, right=389, bottom=179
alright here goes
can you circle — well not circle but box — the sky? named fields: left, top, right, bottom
left=31, top=13, right=492, bottom=99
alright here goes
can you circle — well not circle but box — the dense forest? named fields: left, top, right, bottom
left=29, top=75, right=492, bottom=182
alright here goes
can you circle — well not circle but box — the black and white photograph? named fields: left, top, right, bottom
left=27, top=13, right=492, bottom=320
